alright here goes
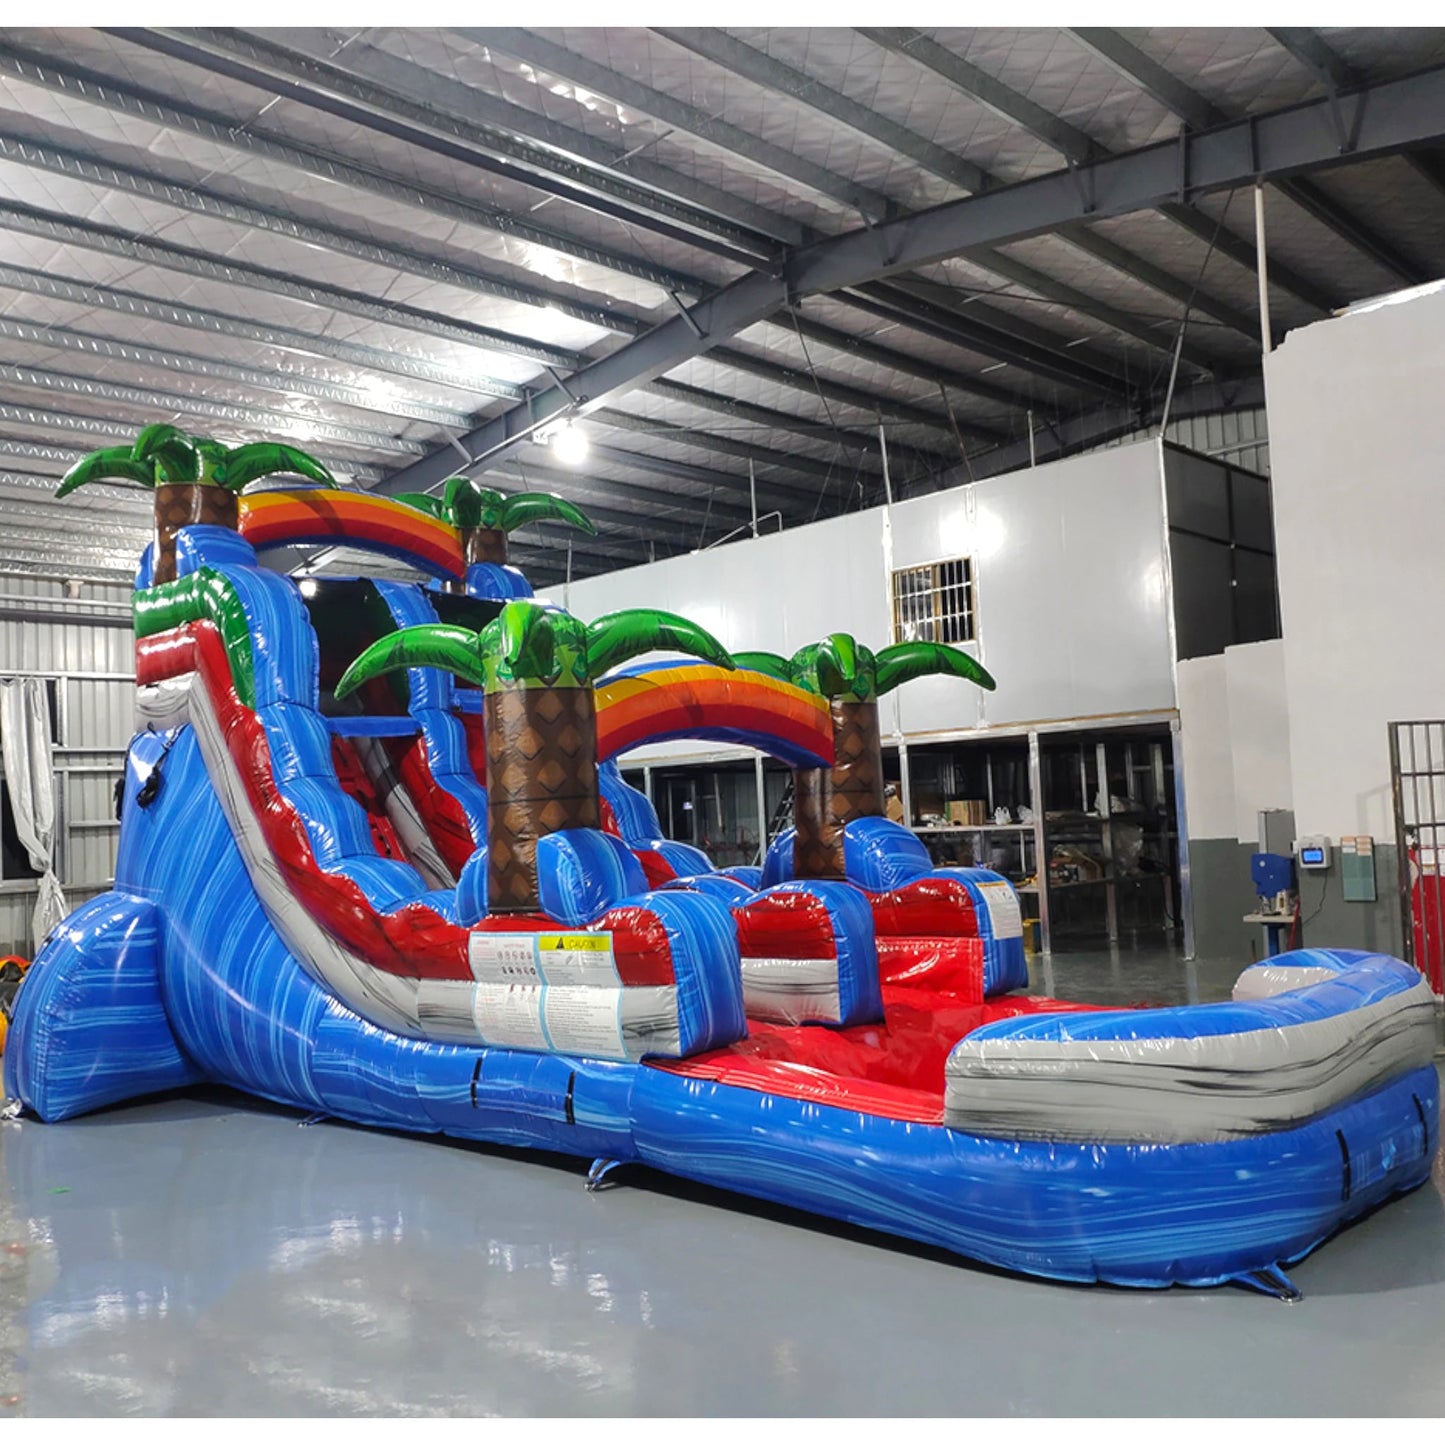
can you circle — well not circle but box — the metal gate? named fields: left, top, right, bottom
left=1388, top=720, right=1445, bottom=993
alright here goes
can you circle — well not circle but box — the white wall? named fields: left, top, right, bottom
left=566, top=439, right=1178, bottom=764
left=1225, top=640, right=1293, bottom=844
left=1265, top=279, right=1445, bottom=839
left=1176, top=654, right=1236, bottom=843
left=1176, top=640, right=1294, bottom=847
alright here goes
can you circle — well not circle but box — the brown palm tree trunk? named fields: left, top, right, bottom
left=484, top=685, right=601, bottom=913
left=447, top=526, right=509, bottom=594
left=152, top=484, right=238, bottom=586
left=792, top=699, right=886, bottom=879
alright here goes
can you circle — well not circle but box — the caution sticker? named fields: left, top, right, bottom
left=469, top=931, right=618, bottom=986
left=976, top=880, right=1023, bottom=939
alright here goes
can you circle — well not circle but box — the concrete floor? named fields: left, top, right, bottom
left=2, top=941, right=1443, bottom=1417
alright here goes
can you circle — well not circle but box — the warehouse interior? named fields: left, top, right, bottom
left=2, top=24, right=1445, bottom=1419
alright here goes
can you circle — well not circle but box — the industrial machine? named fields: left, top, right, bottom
left=1245, top=810, right=1299, bottom=957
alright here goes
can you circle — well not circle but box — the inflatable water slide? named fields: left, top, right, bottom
left=4, top=431, right=1438, bottom=1296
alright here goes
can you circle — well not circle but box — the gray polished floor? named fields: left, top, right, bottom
left=2, top=943, right=1443, bottom=1417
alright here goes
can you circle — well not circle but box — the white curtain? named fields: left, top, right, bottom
left=1, top=678, right=68, bottom=950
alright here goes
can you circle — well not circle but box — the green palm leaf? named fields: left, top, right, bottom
left=438, top=476, right=508, bottom=530
left=56, top=446, right=155, bottom=498
left=874, top=641, right=996, bottom=697
left=731, top=650, right=794, bottom=683
left=586, top=609, right=734, bottom=678
left=789, top=633, right=875, bottom=702
left=498, top=601, right=557, bottom=682
left=393, top=493, right=448, bottom=520
left=213, top=443, right=334, bottom=493
left=131, top=423, right=201, bottom=484
left=335, top=623, right=486, bottom=699
left=496, top=492, right=597, bottom=536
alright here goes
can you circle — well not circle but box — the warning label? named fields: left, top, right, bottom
left=976, top=880, right=1023, bottom=939
left=474, top=982, right=547, bottom=1051
left=542, top=986, right=626, bottom=1059
left=469, top=931, right=618, bottom=986
left=468, top=931, right=627, bottom=1059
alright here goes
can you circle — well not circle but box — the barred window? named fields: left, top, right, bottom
left=891, top=557, right=975, bottom=645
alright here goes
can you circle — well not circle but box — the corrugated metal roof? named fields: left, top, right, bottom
left=0, top=25, right=1442, bottom=579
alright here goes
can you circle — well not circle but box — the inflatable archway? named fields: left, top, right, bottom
left=594, top=662, right=833, bottom=769
left=239, top=488, right=464, bottom=581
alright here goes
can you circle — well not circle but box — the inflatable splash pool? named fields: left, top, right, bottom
left=5, top=440, right=1439, bottom=1296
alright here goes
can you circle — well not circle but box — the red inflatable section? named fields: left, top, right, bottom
left=866, top=874, right=999, bottom=994
left=140, top=623, right=470, bottom=979
left=657, top=990, right=1103, bottom=1124
left=472, top=906, right=676, bottom=987
left=386, top=734, right=479, bottom=876
left=330, top=737, right=407, bottom=862
left=735, top=888, right=837, bottom=961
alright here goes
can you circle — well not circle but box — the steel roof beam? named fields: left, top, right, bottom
left=583, top=446, right=785, bottom=508
left=418, top=436, right=833, bottom=526
left=858, top=27, right=1298, bottom=330
left=0, top=434, right=384, bottom=489
left=942, top=375, right=1270, bottom=488
left=0, top=318, right=480, bottom=432
left=0, top=48, right=958, bottom=467
left=785, top=313, right=1046, bottom=418
left=591, top=410, right=856, bottom=495
left=0, top=201, right=587, bottom=372
left=645, top=378, right=961, bottom=465
left=0, top=41, right=706, bottom=311
left=496, top=455, right=758, bottom=525
left=654, top=28, right=1262, bottom=351
left=702, top=345, right=954, bottom=434
left=67, top=26, right=1184, bottom=415
left=841, top=286, right=1125, bottom=399
left=1266, top=27, right=1445, bottom=207
left=1069, top=27, right=1429, bottom=288
left=378, top=60, right=1445, bottom=493
left=8, top=124, right=915, bottom=477
left=463, top=26, right=891, bottom=224
left=0, top=263, right=526, bottom=401
left=469, top=28, right=1216, bottom=374
left=0, top=129, right=634, bottom=341
left=105, top=28, right=772, bottom=272
left=231, top=27, right=804, bottom=249
left=2, top=366, right=427, bottom=459
left=655, top=28, right=991, bottom=196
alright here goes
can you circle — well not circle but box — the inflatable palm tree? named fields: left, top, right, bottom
left=58, top=425, right=333, bottom=585
left=337, top=601, right=732, bottom=913
left=735, top=634, right=996, bottom=879
left=396, top=476, right=596, bottom=581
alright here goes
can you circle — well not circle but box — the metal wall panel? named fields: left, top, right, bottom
left=569, top=440, right=1180, bottom=762
left=1087, top=407, right=1271, bottom=478
left=566, top=509, right=888, bottom=659
left=0, top=571, right=134, bottom=953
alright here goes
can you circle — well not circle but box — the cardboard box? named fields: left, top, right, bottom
left=945, top=799, right=989, bottom=826
left=885, top=794, right=905, bottom=823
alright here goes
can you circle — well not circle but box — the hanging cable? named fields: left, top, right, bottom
left=1160, top=188, right=1235, bottom=438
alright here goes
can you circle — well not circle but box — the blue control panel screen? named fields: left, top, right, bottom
left=1300, top=846, right=1326, bottom=866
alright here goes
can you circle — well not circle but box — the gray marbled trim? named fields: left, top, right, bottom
left=1233, top=963, right=1339, bottom=1001
left=135, top=679, right=191, bottom=732
left=741, top=955, right=842, bottom=1025
left=351, top=734, right=456, bottom=891
left=944, top=976, right=1438, bottom=1143
left=188, top=672, right=426, bottom=1039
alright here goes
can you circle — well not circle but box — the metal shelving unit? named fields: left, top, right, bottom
left=905, top=722, right=1183, bottom=955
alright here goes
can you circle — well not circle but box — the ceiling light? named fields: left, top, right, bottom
left=550, top=420, right=589, bottom=467
left=298, top=578, right=319, bottom=598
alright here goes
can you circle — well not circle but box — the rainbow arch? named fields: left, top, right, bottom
left=239, top=488, right=464, bottom=580
left=595, top=663, right=833, bottom=769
